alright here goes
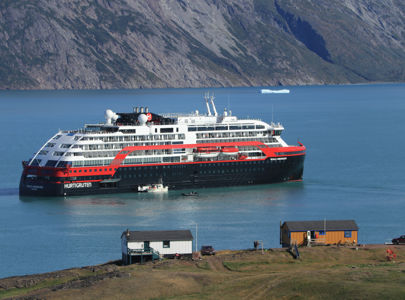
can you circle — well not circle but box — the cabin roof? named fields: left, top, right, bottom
left=283, top=220, right=358, bottom=232
left=122, top=230, right=193, bottom=242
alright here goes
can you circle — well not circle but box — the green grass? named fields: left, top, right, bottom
left=0, top=277, right=74, bottom=299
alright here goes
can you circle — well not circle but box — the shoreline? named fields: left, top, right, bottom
left=1, top=81, right=405, bottom=93
left=1, top=244, right=404, bottom=299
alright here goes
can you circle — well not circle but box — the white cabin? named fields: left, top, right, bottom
left=121, top=229, right=193, bottom=264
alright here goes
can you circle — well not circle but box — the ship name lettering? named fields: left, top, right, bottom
left=64, top=182, right=92, bottom=189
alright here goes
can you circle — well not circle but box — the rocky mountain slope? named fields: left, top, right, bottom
left=1, top=0, right=405, bottom=90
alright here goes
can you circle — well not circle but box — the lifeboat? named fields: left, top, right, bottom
left=195, top=146, right=220, bottom=158
left=221, top=147, right=239, bottom=156
left=238, top=154, right=248, bottom=160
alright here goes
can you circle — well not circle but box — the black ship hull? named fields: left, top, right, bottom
left=19, top=155, right=305, bottom=197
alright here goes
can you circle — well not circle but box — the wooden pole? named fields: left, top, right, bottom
left=195, top=223, right=198, bottom=253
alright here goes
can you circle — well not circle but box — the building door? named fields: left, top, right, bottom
left=144, top=241, right=150, bottom=252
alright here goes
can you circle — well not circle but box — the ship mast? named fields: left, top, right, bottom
left=205, top=93, right=212, bottom=116
left=210, top=94, right=218, bottom=116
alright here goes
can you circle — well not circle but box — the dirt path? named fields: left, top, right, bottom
left=205, top=256, right=228, bottom=272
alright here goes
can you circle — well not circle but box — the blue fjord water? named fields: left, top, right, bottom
left=0, top=84, right=405, bottom=278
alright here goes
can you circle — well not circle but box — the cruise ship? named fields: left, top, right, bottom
left=19, top=94, right=306, bottom=196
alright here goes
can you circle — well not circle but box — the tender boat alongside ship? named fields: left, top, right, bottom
left=19, top=94, right=306, bottom=196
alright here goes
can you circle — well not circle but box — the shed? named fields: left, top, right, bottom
left=280, top=220, right=358, bottom=247
left=121, top=229, right=193, bottom=264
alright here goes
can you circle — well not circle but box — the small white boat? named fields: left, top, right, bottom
left=182, top=191, right=198, bottom=197
left=138, top=184, right=168, bottom=193
left=261, top=89, right=290, bottom=94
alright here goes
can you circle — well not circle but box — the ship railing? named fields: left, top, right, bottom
left=61, top=129, right=114, bottom=135
left=236, top=117, right=262, bottom=121
left=161, top=113, right=197, bottom=118
left=270, top=122, right=283, bottom=128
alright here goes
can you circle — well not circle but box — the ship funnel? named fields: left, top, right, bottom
left=140, top=107, right=144, bottom=113
left=145, top=107, right=149, bottom=113
left=134, top=107, right=139, bottom=113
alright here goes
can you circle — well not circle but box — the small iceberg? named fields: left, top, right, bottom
left=261, top=89, right=290, bottom=94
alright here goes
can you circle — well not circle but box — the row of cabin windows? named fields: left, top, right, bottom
left=84, top=140, right=181, bottom=151
left=196, top=131, right=268, bottom=139
left=81, top=149, right=185, bottom=159
left=51, top=134, right=179, bottom=143
left=197, top=138, right=279, bottom=145
left=42, top=146, right=184, bottom=161
left=199, top=167, right=265, bottom=174
left=66, top=175, right=111, bottom=181
left=188, top=124, right=265, bottom=131
left=77, top=134, right=185, bottom=142
left=69, top=167, right=116, bottom=174
left=118, top=160, right=269, bottom=172
left=119, top=166, right=267, bottom=178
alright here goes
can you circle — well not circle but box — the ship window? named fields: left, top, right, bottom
left=215, top=126, right=227, bottom=130
left=197, top=127, right=208, bottom=131
left=188, top=127, right=196, bottom=131
left=30, top=159, right=42, bottom=166
left=56, top=161, right=72, bottom=168
left=161, top=128, right=173, bottom=133
left=45, top=143, right=55, bottom=147
left=120, top=129, right=136, bottom=134
left=256, top=125, right=265, bottom=129
left=45, top=160, right=58, bottom=167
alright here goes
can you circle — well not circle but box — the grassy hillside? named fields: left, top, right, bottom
left=1, top=245, right=405, bottom=299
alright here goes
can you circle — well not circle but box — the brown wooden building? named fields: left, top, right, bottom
left=280, top=220, right=358, bottom=247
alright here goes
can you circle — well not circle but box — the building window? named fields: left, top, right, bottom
left=344, top=231, right=352, bottom=238
left=319, top=230, right=325, bottom=236
left=163, top=240, right=170, bottom=248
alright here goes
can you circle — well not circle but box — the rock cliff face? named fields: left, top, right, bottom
left=1, top=0, right=405, bottom=90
